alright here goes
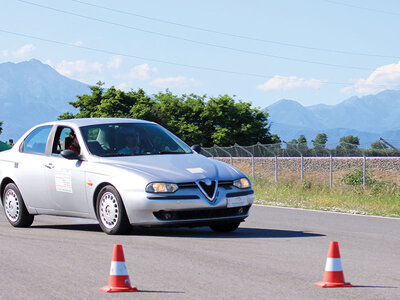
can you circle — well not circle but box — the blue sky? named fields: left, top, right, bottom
left=1, top=0, right=400, bottom=108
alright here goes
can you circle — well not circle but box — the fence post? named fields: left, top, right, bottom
left=256, top=142, right=279, bottom=184
left=234, top=143, right=255, bottom=181
left=330, top=154, right=333, bottom=188
left=283, top=141, right=304, bottom=182
left=363, top=152, right=366, bottom=186
left=312, top=141, right=333, bottom=188
left=201, top=147, right=214, bottom=159
left=214, top=144, right=233, bottom=165
left=380, top=137, right=400, bottom=153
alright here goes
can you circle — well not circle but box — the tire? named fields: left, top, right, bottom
left=2, top=183, right=34, bottom=227
left=96, top=185, right=131, bottom=235
left=209, top=221, right=241, bottom=233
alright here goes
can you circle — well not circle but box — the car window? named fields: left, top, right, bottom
left=22, top=125, right=52, bottom=155
left=80, top=123, right=192, bottom=157
left=52, top=127, right=80, bottom=156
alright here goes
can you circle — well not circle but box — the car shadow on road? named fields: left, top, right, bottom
left=30, top=223, right=324, bottom=238
left=31, top=223, right=103, bottom=232
left=128, top=226, right=325, bottom=239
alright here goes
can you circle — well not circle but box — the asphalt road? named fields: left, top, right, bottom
left=0, top=205, right=399, bottom=299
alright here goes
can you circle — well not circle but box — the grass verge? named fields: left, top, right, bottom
left=252, top=176, right=400, bottom=218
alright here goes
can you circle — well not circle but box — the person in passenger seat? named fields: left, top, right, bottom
left=68, top=132, right=80, bottom=155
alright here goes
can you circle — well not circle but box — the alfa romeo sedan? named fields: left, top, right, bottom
left=0, top=118, right=254, bottom=234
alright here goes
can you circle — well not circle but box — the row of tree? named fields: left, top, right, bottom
left=0, top=83, right=397, bottom=153
left=281, top=134, right=398, bottom=157
left=287, top=133, right=388, bottom=150
left=59, top=82, right=275, bottom=147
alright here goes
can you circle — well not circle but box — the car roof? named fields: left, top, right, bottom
left=40, top=118, right=155, bottom=128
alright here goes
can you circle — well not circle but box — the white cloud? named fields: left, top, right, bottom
left=116, top=83, right=129, bottom=90
left=53, top=59, right=103, bottom=83
left=72, top=40, right=83, bottom=46
left=12, top=44, right=35, bottom=58
left=107, top=55, right=123, bottom=69
left=342, top=60, right=400, bottom=94
left=150, top=76, right=201, bottom=89
left=1, top=50, right=8, bottom=57
left=127, top=64, right=158, bottom=80
left=256, top=75, right=325, bottom=91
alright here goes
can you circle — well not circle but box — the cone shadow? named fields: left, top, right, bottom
left=137, top=290, right=185, bottom=294
left=352, top=285, right=398, bottom=289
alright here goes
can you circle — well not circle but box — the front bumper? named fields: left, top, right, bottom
left=122, top=187, right=254, bottom=226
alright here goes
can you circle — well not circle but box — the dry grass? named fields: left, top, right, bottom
left=230, top=161, right=400, bottom=217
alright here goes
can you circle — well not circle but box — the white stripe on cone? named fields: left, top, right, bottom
left=110, top=261, right=129, bottom=276
left=325, top=258, right=343, bottom=272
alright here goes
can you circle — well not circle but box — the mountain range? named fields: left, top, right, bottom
left=267, top=90, right=400, bottom=145
left=0, top=59, right=89, bottom=141
left=0, top=59, right=399, bottom=146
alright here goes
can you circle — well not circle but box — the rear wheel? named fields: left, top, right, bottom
left=2, top=183, right=34, bottom=227
left=96, top=185, right=131, bottom=235
left=209, top=221, right=241, bottom=233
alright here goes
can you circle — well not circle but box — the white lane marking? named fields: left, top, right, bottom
left=253, top=204, right=400, bottom=220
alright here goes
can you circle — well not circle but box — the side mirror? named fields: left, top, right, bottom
left=191, top=144, right=202, bottom=154
left=61, top=149, right=80, bottom=160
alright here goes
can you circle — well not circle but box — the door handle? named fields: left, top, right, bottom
left=45, top=163, right=54, bottom=169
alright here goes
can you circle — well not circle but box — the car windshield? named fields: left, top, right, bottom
left=80, top=123, right=192, bottom=157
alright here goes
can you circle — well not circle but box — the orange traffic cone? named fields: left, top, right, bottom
left=100, top=244, right=139, bottom=293
left=314, top=241, right=353, bottom=288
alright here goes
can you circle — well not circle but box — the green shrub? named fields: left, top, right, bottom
left=341, top=168, right=375, bottom=186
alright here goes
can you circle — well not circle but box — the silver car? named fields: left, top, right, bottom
left=0, top=118, right=254, bottom=234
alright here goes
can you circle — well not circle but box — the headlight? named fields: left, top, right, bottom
left=233, top=177, right=250, bottom=189
left=146, top=182, right=179, bottom=193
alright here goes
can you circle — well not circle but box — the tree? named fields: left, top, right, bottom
left=336, top=135, right=360, bottom=156
left=0, top=121, right=2, bottom=136
left=296, top=135, right=308, bottom=152
left=338, top=135, right=360, bottom=150
left=59, top=82, right=157, bottom=121
left=339, top=135, right=359, bottom=145
left=201, top=95, right=271, bottom=146
left=371, top=140, right=388, bottom=149
left=298, top=135, right=307, bottom=144
left=313, top=133, right=327, bottom=148
left=270, top=134, right=281, bottom=144
left=59, top=85, right=273, bottom=147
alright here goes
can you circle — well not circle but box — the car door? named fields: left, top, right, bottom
left=44, top=126, right=88, bottom=216
left=15, top=125, right=53, bottom=210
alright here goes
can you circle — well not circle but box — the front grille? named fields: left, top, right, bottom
left=178, top=180, right=233, bottom=189
left=197, top=180, right=217, bottom=199
left=153, top=205, right=250, bottom=221
left=178, top=182, right=197, bottom=189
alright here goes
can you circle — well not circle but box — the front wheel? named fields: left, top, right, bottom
left=96, top=185, right=131, bottom=235
left=2, top=183, right=34, bottom=227
left=209, top=221, right=241, bottom=233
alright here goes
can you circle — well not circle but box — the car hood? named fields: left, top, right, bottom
left=98, top=153, right=243, bottom=182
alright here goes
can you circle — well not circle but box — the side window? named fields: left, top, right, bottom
left=22, top=126, right=52, bottom=155
left=52, top=127, right=80, bottom=155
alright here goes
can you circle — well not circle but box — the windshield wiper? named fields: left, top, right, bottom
left=153, top=151, right=186, bottom=155
left=101, top=153, right=148, bottom=157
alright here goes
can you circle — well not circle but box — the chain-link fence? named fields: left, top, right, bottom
left=202, top=139, right=400, bottom=187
